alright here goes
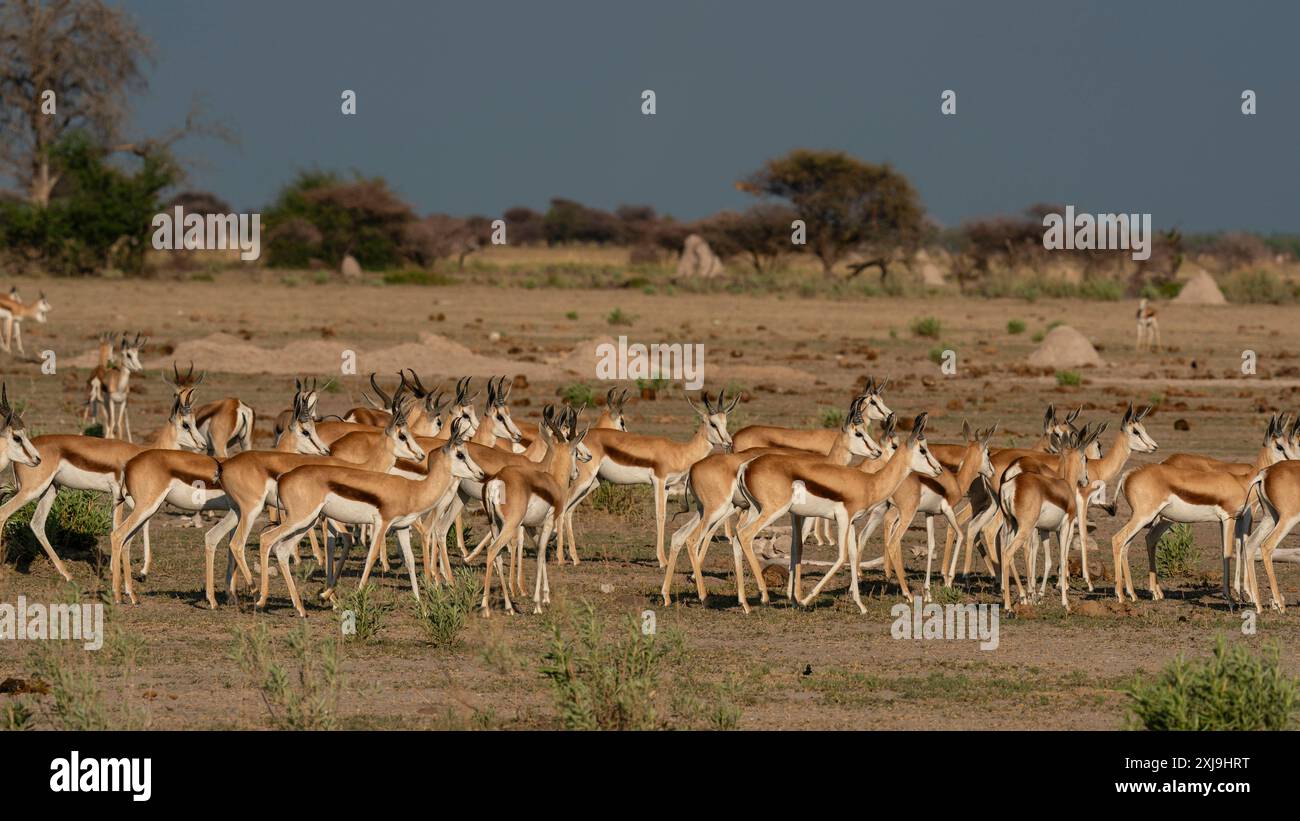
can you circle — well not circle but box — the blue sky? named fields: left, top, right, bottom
left=118, top=0, right=1299, bottom=231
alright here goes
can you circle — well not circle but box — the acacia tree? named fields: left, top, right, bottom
left=0, top=0, right=229, bottom=205
left=699, top=203, right=798, bottom=273
left=738, top=149, right=923, bottom=274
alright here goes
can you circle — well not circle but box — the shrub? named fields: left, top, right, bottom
left=1154, top=524, right=1197, bottom=577
left=910, top=316, right=941, bottom=338
left=1127, top=637, right=1298, bottom=730
left=1, top=489, right=111, bottom=568
left=539, top=602, right=676, bottom=730
left=818, top=407, right=845, bottom=428
left=413, top=569, right=481, bottom=648
left=1221, top=269, right=1296, bottom=304
left=338, top=584, right=390, bottom=643
left=382, top=268, right=454, bottom=286
left=929, top=345, right=947, bottom=365
left=605, top=307, right=635, bottom=326
left=588, top=484, right=642, bottom=516
left=561, top=382, right=597, bottom=407
left=1007, top=319, right=1026, bottom=335
left=1055, top=371, right=1081, bottom=387
left=230, top=622, right=340, bottom=730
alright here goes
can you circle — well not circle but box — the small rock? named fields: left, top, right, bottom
left=1174, top=418, right=1190, bottom=431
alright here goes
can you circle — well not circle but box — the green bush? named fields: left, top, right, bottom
left=605, top=307, right=635, bottom=326
left=1007, top=319, right=1026, bottom=335
left=230, top=622, right=340, bottom=730
left=1127, top=637, right=1298, bottom=730
left=338, top=584, right=390, bottom=643
left=910, top=316, right=942, bottom=338
left=1, top=489, right=111, bottom=567
left=561, top=382, right=596, bottom=407
left=1055, top=371, right=1081, bottom=387
left=382, top=268, right=454, bottom=286
left=413, top=569, right=481, bottom=648
left=588, top=484, right=642, bottom=516
left=1155, top=524, right=1197, bottom=577
left=1221, top=269, right=1296, bottom=304
left=818, top=407, right=845, bottom=429
left=540, top=602, right=676, bottom=730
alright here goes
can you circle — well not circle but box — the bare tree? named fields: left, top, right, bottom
left=0, top=0, right=230, bottom=205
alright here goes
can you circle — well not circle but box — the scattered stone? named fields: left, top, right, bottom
left=340, top=254, right=363, bottom=279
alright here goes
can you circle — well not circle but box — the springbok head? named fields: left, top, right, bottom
left=687, top=389, right=740, bottom=453
left=1121, top=403, right=1158, bottom=454
left=0, top=383, right=40, bottom=468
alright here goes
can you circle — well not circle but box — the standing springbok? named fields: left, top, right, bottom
left=731, top=378, right=892, bottom=452
left=102, top=332, right=146, bottom=441
left=567, top=390, right=739, bottom=568
left=883, top=422, right=996, bottom=600
left=1135, top=299, right=1160, bottom=351
left=478, top=406, right=589, bottom=615
left=107, top=393, right=335, bottom=608
left=82, top=333, right=117, bottom=426
left=1104, top=463, right=1255, bottom=608
left=0, top=290, right=51, bottom=356
left=1239, top=462, right=1300, bottom=611
left=163, top=362, right=256, bottom=456
left=0, top=394, right=208, bottom=581
left=552, top=388, right=631, bottom=560
left=736, top=413, right=943, bottom=612
left=255, top=417, right=482, bottom=617
left=997, top=425, right=1105, bottom=610
left=661, top=394, right=881, bottom=612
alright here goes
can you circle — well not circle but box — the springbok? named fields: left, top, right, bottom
left=163, top=362, right=256, bottom=456
left=0, top=290, right=51, bottom=356
left=883, top=422, right=996, bottom=600
left=735, top=413, right=943, bottom=612
left=1135, top=299, right=1160, bottom=351
left=255, top=417, right=483, bottom=617
left=0, top=383, right=42, bottom=477
left=997, top=425, right=1105, bottom=609
left=107, top=393, right=334, bottom=608
left=662, top=394, right=881, bottom=612
left=0, top=394, right=208, bottom=581
left=731, top=378, right=892, bottom=453
left=567, top=390, right=739, bottom=568
left=100, top=332, right=146, bottom=441
left=478, top=406, right=589, bottom=615
left=1239, top=462, right=1300, bottom=611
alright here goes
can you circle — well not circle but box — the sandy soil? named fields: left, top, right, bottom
left=0, top=272, right=1297, bottom=730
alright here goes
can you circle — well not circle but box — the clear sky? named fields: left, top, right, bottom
left=119, top=0, right=1299, bottom=231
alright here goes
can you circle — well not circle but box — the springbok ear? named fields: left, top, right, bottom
left=1042, top=404, right=1056, bottom=432
left=1065, top=406, right=1081, bottom=425
left=962, top=419, right=973, bottom=442
left=881, top=413, right=897, bottom=440
left=1122, top=403, right=1134, bottom=426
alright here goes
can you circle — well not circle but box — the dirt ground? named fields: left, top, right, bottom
left=1, top=270, right=1298, bottom=729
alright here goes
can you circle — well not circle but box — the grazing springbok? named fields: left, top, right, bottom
left=478, top=406, right=590, bottom=615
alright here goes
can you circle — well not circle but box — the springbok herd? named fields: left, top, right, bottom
left=0, top=330, right=1297, bottom=620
